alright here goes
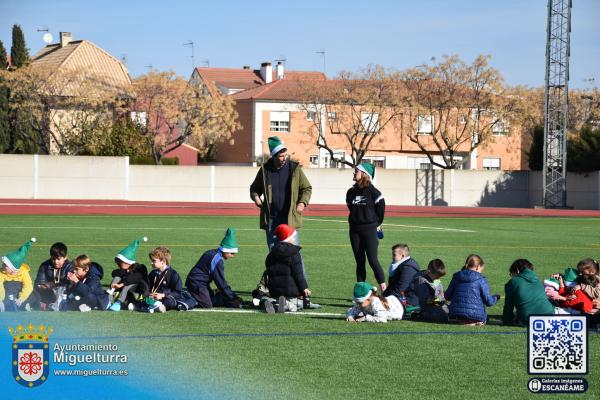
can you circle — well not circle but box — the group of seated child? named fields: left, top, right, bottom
left=2, top=233, right=598, bottom=326
left=0, top=225, right=316, bottom=314
left=346, top=243, right=600, bottom=326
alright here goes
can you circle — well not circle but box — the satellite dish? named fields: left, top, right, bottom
left=43, top=33, right=53, bottom=44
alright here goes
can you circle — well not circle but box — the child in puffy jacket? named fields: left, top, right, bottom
left=444, top=254, right=500, bottom=326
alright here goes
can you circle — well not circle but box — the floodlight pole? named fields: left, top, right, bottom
left=542, top=0, right=572, bottom=208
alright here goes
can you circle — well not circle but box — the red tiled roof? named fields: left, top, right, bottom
left=231, top=79, right=343, bottom=101
left=194, top=67, right=325, bottom=91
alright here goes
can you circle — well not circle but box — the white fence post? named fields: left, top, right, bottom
left=124, top=156, right=130, bottom=200
left=210, top=165, right=215, bottom=202
left=33, top=154, right=39, bottom=199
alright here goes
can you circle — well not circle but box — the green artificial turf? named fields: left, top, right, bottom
left=0, top=215, right=599, bottom=399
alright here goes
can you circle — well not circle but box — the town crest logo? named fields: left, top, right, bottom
left=9, top=324, right=52, bottom=388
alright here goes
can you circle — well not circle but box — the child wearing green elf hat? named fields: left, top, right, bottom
left=0, top=238, right=37, bottom=312
left=185, top=228, right=242, bottom=309
left=549, top=268, right=599, bottom=314
left=346, top=282, right=404, bottom=323
left=106, top=237, right=150, bottom=311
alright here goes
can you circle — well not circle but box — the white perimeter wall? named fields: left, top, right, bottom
left=0, top=155, right=598, bottom=209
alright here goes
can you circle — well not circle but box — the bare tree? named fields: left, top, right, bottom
left=400, top=55, right=523, bottom=169
left=133, top=71, right=241, bottom=164
left=297, top=65, right=405, bottom=168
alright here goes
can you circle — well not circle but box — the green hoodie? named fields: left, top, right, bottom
left=502, top=268, right=555, bottom=326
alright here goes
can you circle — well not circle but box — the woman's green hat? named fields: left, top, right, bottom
left=357, top=163, right=375, bottom=180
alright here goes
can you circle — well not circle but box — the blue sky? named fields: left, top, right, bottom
left=1, top=0, right=598, bottom=88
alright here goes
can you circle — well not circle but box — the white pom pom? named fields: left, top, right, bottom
left=142, top=236, right=148, bottom=242
left=372, top=286, right=377, bottom=292
left=30, top=237, right=37, bottom=243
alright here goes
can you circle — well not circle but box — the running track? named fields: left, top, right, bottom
left=1, top=199, right=600, bottom=217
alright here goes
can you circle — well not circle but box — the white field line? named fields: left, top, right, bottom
left=304, top=217, right=476, bottom=233
left=189, top=308, right=344, bottom=317
left=0, top=226, right=456, bottom=233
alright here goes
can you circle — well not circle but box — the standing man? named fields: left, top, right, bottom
left=250, top=136, right=312, bottom=250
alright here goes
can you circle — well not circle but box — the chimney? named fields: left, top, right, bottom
left=276, top=61, right=285, bottom=80
left=243, top=65, right=251, bottom=70
left=59, top=32, right=72, bottom=47
left=260, top=62, right=272, bottom=84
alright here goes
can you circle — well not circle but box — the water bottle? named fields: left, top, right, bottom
left=377, top=226, right=384, bottom=240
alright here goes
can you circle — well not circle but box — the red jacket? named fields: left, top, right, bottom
left=559, top=287, right=594, bottom=314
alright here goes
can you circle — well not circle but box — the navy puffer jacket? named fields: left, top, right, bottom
left=444, top=269, right=498, bottom=322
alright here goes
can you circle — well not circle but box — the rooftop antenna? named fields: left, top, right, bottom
left=37, top=26, right=53, bottom=44
left=120, top=53, right=128, bottom=65
left=275, top=55, right=286, bottom=64
left=144, top=64, right=153, bottom=72
left=183, top=40, right=195, bottom=70
left=202, top=58, right=210, bottom=67
left=315, top=48, right=326, bottom=75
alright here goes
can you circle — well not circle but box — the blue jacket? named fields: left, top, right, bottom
left=444, top=269, right=498, bottom=322
left=186, top=249, right=236, bottom=301
left=35, top=259, right=73, bottom=287
left=148, top=267, right=183, bottom=300
left=66, top=273, right=108, bottom=310
left=383, top=257, right=420, bottom=305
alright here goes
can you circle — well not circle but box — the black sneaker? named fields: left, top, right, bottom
left=264, top=300, right=275, bottom=314
left=277, top=296, right=286, bottom=313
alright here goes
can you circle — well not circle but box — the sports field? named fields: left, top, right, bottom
left=1, top=214, right=599, bottom=399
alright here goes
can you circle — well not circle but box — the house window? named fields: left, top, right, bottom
left=361, top=112, right=380, bottom=134
left=270, top=111, right=290, bottom=132
left=130, top=111, right=147, bottom=128
left=330, top=151, right=346, bottom=168
left=362, top=156, right=385, bottom=169
left=327, top=111, right=337, bottom=120
left=492, top=119, right=509, bottom=135
left=417, top=115, right=434, bottom=134
left=309, top=155, right=319, bottom=167
left=483, top=157, right=501, bottom=170
left=307, top=111, right=316, bottom=121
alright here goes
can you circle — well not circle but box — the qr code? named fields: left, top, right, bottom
left=528, top=315, right=588, bottom=374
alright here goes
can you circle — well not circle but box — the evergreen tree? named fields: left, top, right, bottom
left=10, top=25, right=30, bottom=68
left=567, top=125, right=600, bottom=172
left=0, top=40, right=7, bottom=69
left=527, top=125, right=544, bottom=170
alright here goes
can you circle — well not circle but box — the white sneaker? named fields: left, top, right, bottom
left=79, top=304, right=92, bottom=312
left=157, top=303, right=166, bottom=313
left=127, top=302, right=136, bottom=311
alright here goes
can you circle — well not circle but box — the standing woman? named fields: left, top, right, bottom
left=346, top=163, right=386, bottom=291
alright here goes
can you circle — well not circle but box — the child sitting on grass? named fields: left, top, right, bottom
left=0, top=238, right=36, bottom=312
left=444, top=254, right=500, bottom=326
left=65, top=254, right=108, bottom=312
left=262, top=224, right=311, bottom=313
left=574, top=258, right=600, bottom=303
left=346, top=282, right=404, bottom=323
left=546, top=268, right=599, bottom=315
left=185, top=228, right=241, bottom=309
left=34, top=242, right=72, bottom=311
left=107, top=237, right=149, bottom=311
left=144, top=246, right=184, bottom=313
left=412, top=259, right=449, bottom=323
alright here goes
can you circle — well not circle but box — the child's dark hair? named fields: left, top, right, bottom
left=464, top=254, right=484, bottom=270
left=427, top=259, right=446, bottom=278
left=509, top=259, right=534, bottom=275
left=578, top=273, right=600, bottom=287
left=50, top=242, right=68, bottom=259
left=576, top=258, right=600, bottom=275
